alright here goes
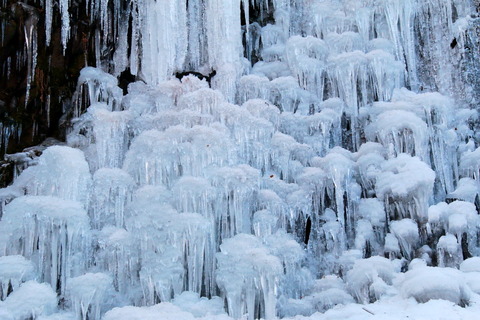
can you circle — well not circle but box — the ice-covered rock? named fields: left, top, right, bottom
left=460, top=257, right=480, bottom=273
left=13, top=146, right=92, bottom=207
left=0, top=255, right=35, bottom=300
left=66, top=273, right=114, bottom=320
left=2, top=281, right=57, bottom=319
left=428, top=200, right=479, bottom=257
left=400, top=266, right=471, bottom=306
left=376, top=154, right=435, bottom=223
left=0, top=196, right=90, bottom=294
left=437, top=234, right=462, bottom=268
left=346, top=256, right=400, bottom=304
left=216, top=234, right=283, bottom=320
left=390, top=219, right=419, bottom=260
left=74, top=67, right=123, bottom=115
left=90, top=168, right=135, bottom=229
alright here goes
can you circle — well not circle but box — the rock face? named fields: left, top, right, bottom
left=1, top=1, right=479, bottom=160
left=0, top=1, right=107, bottom=157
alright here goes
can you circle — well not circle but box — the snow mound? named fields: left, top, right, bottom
left=346, top=256, right=400, bottom=304
left=0, top=255, right=35, bottom=300
left=400, top=266, right=471, bottom=306
left=2, top=281, right=57, bottom=319
left=103, top=303, right=196, bottom=320
left=13, top=146, right=91, bottom=207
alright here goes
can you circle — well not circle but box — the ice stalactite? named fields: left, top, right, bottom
left=185, top=0, right=208, bottom=70
left=66, top=273, right=114, bottom=320
left=90, top=168, right=135, bottom=229
left=366, top=110, right=429, bottom=160
left=0, top=196, right=91, bottom=295
left=206, top=0, right=243, bottom=67
left=382, top=0, right=418, bottom=89
left=210, top=165, right=260, bottom=241
left=346, top=256, right=400, bottom=304
left=22, top=7, right=38, bottom=108
left=376, top=154, right=435, bottom=224
left=216, top=234, right=282, bottom=320
left=73, top=67, right=123, bottom=117
left=123, top=125, right=234, bottom=188
left=126, top=187, right=215, bottom=303
left=138, top=0, right=188, bottom=85
left=44, top=0, right=53, bottom=46
left=285, top=36, right=328, bottom=102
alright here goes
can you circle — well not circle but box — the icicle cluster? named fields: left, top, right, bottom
left=0, top=0, right=480, bottom=319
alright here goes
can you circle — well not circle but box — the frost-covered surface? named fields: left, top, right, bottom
left=1, top=0, right=480, bottom=319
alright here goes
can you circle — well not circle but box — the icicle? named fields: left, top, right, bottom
left=67, top=273, right=114, bottom=320
left=390, top=218, right=419, bottom=260
left=437, top=234, right=462, bottom=268
left=185, top=0, right=207, bottom=70
left=90, top=168, right=135, bottom=229
left=138, top=0, right=188, bottom=84
left=96, top=227, right=139, bottom=297
left=124, top=125, right=234, bottom=188
left=205, top=0, right=243, bottom=68
left=381, top=0, right=418, bottom=89
left=74, top=67, right=123, bottom=116
left=366, top=110, right=429, bottom=161
left=45, top=0, right=53, bottom=46
left=0, top=196, right=91, bottom=295
left=285, top=36, right=328, bottom=101
left=126, top=198, right=214, bottom=302
left=90, top=107, right=132, bottom=170
left=376, top=154, right=435, bottom=223
left=366, top=50, right=405, bottom=101
left=327, top=51, right=368, bottom=149
left=216, top=234, right=282, bottom=320
left=209, top=165, right=260, bottom=240
left=60, top=0, right=71, bottom=53
left=23, top=8, right=38, bottom=107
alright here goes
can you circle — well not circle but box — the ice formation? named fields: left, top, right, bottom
left=1, top=0, right=480, bottom=319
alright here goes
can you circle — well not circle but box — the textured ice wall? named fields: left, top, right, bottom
left=1, top=0, right=480, bottom=319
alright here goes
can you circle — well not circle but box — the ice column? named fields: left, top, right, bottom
left=0, top=196, right=90, bottom=295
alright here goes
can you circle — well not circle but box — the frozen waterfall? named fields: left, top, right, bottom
left=1, top=0, right=480, bottom=319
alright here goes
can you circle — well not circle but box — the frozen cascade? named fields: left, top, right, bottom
left=376, top=154, right=435, bottom=224
left=73, top=67, right=123, bottom=117
left=11, top=146, right=92, bottom=207
left=66, top=273, right=114, bottom=320
left=0, top=196, right=91, bottom=295
left=126, top=189, right=215, bottom=303
left=1, top=0, right=480, bottom=319
left=216, top=234, right=282, bottom=320
left=90, top=168, right=135, bottom=229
